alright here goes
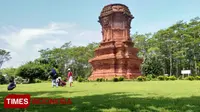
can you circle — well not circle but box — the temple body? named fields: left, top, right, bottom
left=88, top=4, right=143, bottom=80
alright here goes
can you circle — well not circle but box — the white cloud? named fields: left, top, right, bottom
left=0, top=23, right=69, bottom=50
left=0, top=22, right=101, bottom=68
left=45, top=39, right=63, bottom=44
left=33, top=44, right=44, bottom=51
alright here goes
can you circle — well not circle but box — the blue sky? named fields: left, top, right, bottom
left=0, top=0, right=200, bottom=68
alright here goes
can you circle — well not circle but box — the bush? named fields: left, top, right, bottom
left=157, top=76, right=165, bottom=81
left=96, top=78, right=105, bottom=82
left=167, top=76, right=177, bottom=80
left=77, top=76, right=83, bottom=82
left=0, top=74, right=9, bottom=84
left=35, top=79, right=42, bottom=83
left=96, top=78, right=100, bottom=82
left=185, top=76, right=195, bottom=81
left=113, top=77, right=118, bottom=82
left=118, top=77, right=124, bottom=81
left=99, top=78, right=103, bottom=82
left=195, top=76, right=200, bottom=80
left=137, top=76, right=146, bottom=81
left=146, top=74, right=155, bottom=81
left=15, top=62, right=46, bottom=83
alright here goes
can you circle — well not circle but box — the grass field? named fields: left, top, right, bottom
left=1, top=81, right=200, bottom=112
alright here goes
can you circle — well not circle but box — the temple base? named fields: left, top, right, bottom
left=88, top=72, right=141, bottom=80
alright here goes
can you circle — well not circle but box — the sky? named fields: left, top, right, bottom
left=0, top=0, right=200, bottom=68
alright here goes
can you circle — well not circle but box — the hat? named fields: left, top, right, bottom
left=68, top=68, right=71, bottom=71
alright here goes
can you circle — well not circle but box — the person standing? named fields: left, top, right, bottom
left=50, top=68, right=58, bottom=88
left=67, top=68, right=73, bottom=87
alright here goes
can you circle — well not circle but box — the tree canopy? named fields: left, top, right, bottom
left=0, top=17, right=199, bottom=82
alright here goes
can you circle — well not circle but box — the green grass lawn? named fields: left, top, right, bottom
left=1, top=80, right=200, bottom=112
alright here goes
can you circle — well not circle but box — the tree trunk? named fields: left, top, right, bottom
left=194, top=55, right=197, bottom=75
left=176, top=60, right=179, bottom=77
left=170, top=51, right=172, bottom=76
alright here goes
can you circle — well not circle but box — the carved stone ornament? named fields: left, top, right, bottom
left=112, top=5, right=124, bottom=12
left=102, top=17, right=109, bottom=26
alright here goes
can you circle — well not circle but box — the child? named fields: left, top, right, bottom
left=67, top=68, right=73, bottom=87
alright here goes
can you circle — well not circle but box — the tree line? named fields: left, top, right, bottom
left=133, top=17, right=200, bottom=77
left=0, top=17, right=199, bottom=83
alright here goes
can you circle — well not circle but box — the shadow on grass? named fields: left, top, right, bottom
left=1, top=91, right=200, bottom=112
left=0, top=90, right=84, bottom=98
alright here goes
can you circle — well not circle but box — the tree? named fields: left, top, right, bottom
left=15, top=62, right=46, bottom=83
left=0, top=49, right=11, bottom=69
left=0, top=68, right=17, bottom=76
left=132, top=17, right=200, bottom=76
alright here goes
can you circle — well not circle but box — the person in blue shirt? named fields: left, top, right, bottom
left=49, top=68, right=58, bottom=87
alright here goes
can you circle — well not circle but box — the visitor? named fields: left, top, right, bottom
left=50, top=68, right=58, bottom=88
left=67, top=68, right=73, bottom=87
left=56, top=77, right=61, bottom=86
left=57, top=77, right=66, bottom=87
left=7, top=76, right=16, bottom=91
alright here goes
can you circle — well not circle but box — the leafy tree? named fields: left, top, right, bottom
left=0, top=49, right=11, bottom=69
left=132, top=16, right=200, bottom=76
left=15, top=62, right=46, bottom=83
left=0, top=68, right=17, bottom=76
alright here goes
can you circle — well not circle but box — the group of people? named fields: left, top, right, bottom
left=7, top=67, right=73, bottom=91
left=50, top=68, right=73, bottom=88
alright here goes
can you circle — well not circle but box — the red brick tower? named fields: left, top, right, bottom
left=88, top=4, right=143, bottom=80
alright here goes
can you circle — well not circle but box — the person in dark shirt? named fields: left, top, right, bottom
left=7, top=76, right=16, bottom=90
left=50, top=68, right=58, bottom=87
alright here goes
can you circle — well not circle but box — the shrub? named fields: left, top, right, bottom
left=99, top=78, right=103, bottom=82
left=96, top=78, right=100, bottom=82
left=118, top=77, right=124, bottom=81
left=113, top=77, right=118, bottom=82
left=167, top=76, right=177, bottom=80
left=84, top=79, right=89, bottom=82
left=96, top=78, right=105, bottom=82
left=35, top=79, right=42, bottom=83
left=157, top=76, right=165, bottom=81
left=15, top=62, right=46, bottom=83
left=77, top=76, right=83, bottom=82
left=146, top=74, right=155, bottom=81
left=195, top=76, right=200, bottom=80
left=0, top=74, right=9, bottom=84
left=137, top=76, right=146, bottom=81
left=185, top=76, right=195, bottom=81
left=95, top=78, right=104, bottom=82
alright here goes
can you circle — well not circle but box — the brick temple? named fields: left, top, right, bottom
left=88, top=4, right=143, bottom=80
